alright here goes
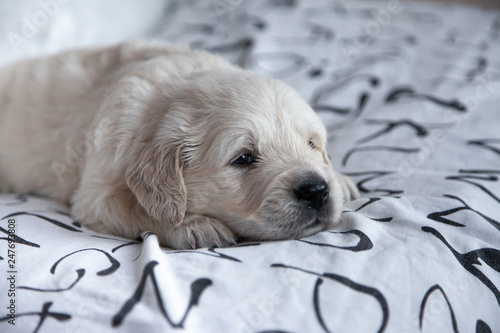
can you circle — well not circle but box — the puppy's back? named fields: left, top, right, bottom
left=0, top=41, right=233, bottom=201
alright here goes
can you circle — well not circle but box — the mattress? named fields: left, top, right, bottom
left=1, top=0, right=499, bottom=332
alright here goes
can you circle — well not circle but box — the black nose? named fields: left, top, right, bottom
left=295, top=180, right=329, bottom=210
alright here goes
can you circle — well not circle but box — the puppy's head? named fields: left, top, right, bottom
left=127, top=70, right=346, bottom=241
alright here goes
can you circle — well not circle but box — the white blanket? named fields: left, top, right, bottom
left=1, top=1, right=500, bottom=332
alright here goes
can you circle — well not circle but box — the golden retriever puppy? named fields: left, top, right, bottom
left=0, top=41, right=358, bottom=249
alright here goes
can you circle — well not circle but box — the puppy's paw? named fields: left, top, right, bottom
left=162, top=215, right=237, bottom=250
left=336, top=172, right=360, bottom=202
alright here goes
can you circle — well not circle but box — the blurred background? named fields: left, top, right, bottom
left=0, top=0, right=172, bottom=65
left=0, top=0, right=498, bottom=66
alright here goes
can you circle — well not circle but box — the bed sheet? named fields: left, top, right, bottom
left=1, top=0, right=500, bottom=332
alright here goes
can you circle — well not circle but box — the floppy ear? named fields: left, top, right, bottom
left=125, top=140, right=187, bottom=225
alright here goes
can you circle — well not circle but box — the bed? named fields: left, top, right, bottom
left=1, top=0, right=499, bottom=332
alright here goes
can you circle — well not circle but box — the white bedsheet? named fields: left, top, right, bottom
left=1, top=1, right=500, bottom=332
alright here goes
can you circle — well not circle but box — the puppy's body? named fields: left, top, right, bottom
left=0, top=42, right=228, bottom=201
left=0, top=41, right=358, bottom=249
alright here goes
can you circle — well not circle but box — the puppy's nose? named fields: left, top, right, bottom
left=295, top=180, right=329, bottom=210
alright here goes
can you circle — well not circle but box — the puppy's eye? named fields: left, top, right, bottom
left=308, top=140, right=315, bottom=149
left=232, top=153, right=255, bottom=166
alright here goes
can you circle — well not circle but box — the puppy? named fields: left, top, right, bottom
left=0, top=41, right=358, bottom=249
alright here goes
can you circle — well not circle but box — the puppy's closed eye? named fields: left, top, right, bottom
left=231, top=153, right=256, bottom=166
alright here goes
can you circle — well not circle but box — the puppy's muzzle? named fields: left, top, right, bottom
left=294, top=178, right=329, bottom=210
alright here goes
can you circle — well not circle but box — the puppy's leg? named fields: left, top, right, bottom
left=336, top=172, right=360, bottom=201
left=161, top=215, right=237, bottom=250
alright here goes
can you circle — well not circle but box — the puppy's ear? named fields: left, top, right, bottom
left=126, top=141, right=187, bottom=225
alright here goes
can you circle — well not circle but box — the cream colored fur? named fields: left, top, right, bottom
left=0, top=40, right=358, bottom=249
